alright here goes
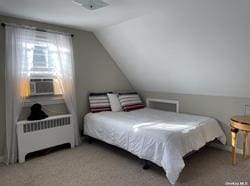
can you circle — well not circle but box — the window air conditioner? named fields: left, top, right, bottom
left=30, top=78, right=54, bottom=96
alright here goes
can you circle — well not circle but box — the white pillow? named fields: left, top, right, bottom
left=107, top=93, right=122, bottom=112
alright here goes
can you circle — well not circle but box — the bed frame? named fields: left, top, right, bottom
left=86, top=135, right=151, bottom=169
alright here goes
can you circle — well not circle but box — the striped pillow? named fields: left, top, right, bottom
left=118, top=92, right=145, bottom=112
left=89, top=92, right=112, bottom=113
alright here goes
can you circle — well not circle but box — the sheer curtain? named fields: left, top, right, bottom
left=5, top=26, right=32, bottom=164
left=4, top=26, right=80, bottom=164
left=48, top=33, right=81, bottom=146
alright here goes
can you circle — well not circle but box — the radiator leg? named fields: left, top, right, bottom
left=70, top=142, right=75, bottom=148
left=143, top=160, right=150, bottom=170
left=18, top=153, right=26, bottom=163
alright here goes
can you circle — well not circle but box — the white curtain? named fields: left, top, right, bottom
left=48, top=33, right=81, bottom=146
left=5, top=26, right=32, bottom=164
left=4, top=26, right=80, bottom=164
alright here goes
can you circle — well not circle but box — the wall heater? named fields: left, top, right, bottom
left=17, top=114, right=74, bottom=163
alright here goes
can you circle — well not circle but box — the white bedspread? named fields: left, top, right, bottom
left=84, top=108, right=226, bottom=184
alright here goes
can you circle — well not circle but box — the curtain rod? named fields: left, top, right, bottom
left=1, top=22, right=74, bottom=37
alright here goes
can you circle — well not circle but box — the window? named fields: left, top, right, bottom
left=21, top=35, right=63, bottom=97
left=33, top=46, right=50, bottom=69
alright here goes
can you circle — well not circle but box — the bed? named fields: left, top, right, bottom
left=84, top=108, right=226, bottom=184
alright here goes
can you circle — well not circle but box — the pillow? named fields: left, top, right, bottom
left=107, top=93, right=122, bottom=112
left=118, top=92, right=145, bottom=112
left=89, top=92, right=112, bottom=113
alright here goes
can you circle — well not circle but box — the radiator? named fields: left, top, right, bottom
left=17, top=114, right=74, bottom=163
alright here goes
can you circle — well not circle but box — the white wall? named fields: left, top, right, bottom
left=140, top=91, right=250, bottom=150
left=95, top=0, right=250, bottom=98
left=95, top=0, right=250, bottom=150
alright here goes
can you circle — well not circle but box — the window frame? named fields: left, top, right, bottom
left=22, top=35, right=63, bottom=103
left=23, top=95, right=64, bottom=107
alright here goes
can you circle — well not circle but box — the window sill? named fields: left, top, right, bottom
left=23, top=95, right=64, bottom=107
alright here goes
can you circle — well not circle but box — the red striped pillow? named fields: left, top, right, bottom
left=89, top=93, right=111, bottom=113
left=118, top=93, right=145, bottom=112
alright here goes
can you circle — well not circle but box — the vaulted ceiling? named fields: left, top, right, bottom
left=95, top=0, right=250, bottom=98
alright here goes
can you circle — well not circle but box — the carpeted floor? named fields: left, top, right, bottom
left=0, top=141, right=249, bottom=186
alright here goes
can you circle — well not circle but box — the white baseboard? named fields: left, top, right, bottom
left=209, top=142, right=243, bottom=155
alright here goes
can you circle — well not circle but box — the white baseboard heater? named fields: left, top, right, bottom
left=17, top=114, right=75, bottom=163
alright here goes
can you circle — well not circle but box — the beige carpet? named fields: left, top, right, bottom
left=0, top=141, right=250, bottom=186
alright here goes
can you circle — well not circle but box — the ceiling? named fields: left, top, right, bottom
left=1, top=0, right=250, bottom=98
left=0, top=0, right=169, bottom=31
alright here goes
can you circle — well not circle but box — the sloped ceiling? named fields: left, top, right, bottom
left=95, top=0, right=250, bottom=98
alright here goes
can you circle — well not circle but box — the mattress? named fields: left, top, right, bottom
left=84, top=108, right=226, bottom=184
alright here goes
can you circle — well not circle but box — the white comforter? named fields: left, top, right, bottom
left=84, top=108, right=226, bottom=184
